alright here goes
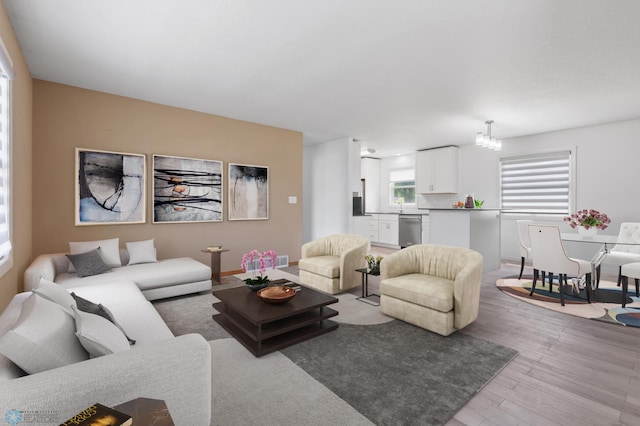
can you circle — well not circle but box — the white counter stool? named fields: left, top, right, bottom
left=620, top=262, right=640, bottom=308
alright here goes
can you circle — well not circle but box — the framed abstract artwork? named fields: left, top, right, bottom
left=228, top=163, right=269, bottom=221
left=153, top=154, right=223, bottom=223
left=75, top=148, right=146, bottom=226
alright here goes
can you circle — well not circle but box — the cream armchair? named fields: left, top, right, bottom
left=379, top=244, right=483, bottom=336
left=298, top=234, right=369, bottom=294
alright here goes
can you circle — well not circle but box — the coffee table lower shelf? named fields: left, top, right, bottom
left=212, top=302, right=338, bottom=357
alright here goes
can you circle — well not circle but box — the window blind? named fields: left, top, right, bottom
left=389, top=168, right=415, bottom=182
left=0, top=78, right=11, bottom=260
left=500, top=151, right=571, bottom=214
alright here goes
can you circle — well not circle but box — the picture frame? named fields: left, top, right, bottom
left=228, top=163, right=269, bottom=221
left=75, top=148, right=146, bottom=226
left=153, top=154, right=223, bottom=223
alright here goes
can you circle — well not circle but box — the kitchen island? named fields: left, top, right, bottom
left=425, top=208, right=501, bottom=271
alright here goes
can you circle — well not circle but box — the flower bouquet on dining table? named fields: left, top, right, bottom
left=563, top=209, right=610, bottom=230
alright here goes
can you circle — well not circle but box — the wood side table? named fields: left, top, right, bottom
left=201, top=248, right=230, bottom=285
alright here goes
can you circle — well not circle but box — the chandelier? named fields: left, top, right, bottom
left=475, top=120, right=502, bottom=151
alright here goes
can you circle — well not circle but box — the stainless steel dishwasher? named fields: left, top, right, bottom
left=399, top=214, right=422, bottom=248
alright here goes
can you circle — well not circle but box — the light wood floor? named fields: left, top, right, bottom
left=449, top=263, right=640, bottom=426
left=370, top=246, right=640, bottom=425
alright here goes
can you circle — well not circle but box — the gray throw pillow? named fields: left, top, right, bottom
left=71, top=293, right=136, bottom=345
left=65, top=248, right=112, bottom=278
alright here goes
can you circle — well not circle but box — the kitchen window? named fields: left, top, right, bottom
left=500, top=151, right=573, bottom=214
left=389, top=168, right=415, bottom=206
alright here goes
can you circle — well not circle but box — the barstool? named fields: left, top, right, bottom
left=620, top=262, right=640, bottom=308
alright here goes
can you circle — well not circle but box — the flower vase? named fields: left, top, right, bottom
left=577, top=226, right=597, bottom=237
left=246, top=281, right=269, bottom=291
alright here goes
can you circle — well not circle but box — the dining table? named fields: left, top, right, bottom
left=561, top=232, right=640, bottom=290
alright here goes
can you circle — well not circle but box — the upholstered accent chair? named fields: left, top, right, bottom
left=298, top=234, right=369, bottom=294
left=379, top=244, right=483, bottom=336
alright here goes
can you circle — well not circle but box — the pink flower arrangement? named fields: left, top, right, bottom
left=563, top=209, right=610, bottom=230
left=241, top=249, right=278, bottom=285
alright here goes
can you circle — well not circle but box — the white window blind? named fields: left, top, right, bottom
left=500, top=151, right=571, bottom=214
left=0, top=76, right=11, bottom=261
left=389, top=169, right=415, bottom=182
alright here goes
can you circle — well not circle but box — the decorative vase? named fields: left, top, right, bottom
left=366, top=259, right=379, bottom=272
left=464, top=194, right=474, bottom=209
left=577, top=226, right=597, bottom=237
left=246, top=282, right=269, bottom=291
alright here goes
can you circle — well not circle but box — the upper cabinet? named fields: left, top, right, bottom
left=415, top=146, right=458, bottom=193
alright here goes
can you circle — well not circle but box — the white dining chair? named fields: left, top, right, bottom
left=598, top=222, right=640, bottom=287
left=620, top=262, right=640, bottom=308
left=516, top=219, right=535, bottom=279
left=528, top=224, right=592, bottom=306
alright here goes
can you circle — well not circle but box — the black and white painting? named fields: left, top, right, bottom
left=153, top=155, right=223, bottom=223
left=75, top=148, right=146, bottom=225
left=228, top=163, right=269, bottom=221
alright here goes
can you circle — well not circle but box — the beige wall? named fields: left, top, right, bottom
left=0, top=3, right=33, bottom=311
left=32, top=81, right=303, bottom=284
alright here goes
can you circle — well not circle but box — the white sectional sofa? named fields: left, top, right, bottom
left=0, top=279, right=212, bottom=425
left=24, top=239, right=212, bottom=300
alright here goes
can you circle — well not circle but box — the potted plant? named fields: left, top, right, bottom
left=240, top=249, right=279, bottom=291
left=364, top=254, right=383, bottom=273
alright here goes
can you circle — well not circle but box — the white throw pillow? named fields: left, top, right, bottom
left=32, top=277, right=76, bottom=316
left=72, top=306, right=130, bottom=358
left=126, top=239, right=158, bottom=265
left=68, top=238, right=121, bottom=272
left=0, top=294, right=89, bottom=374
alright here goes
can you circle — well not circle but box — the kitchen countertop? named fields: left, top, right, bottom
left=424, top=208, right=501, bottom=211
left=366, top=209, right=500, bottom=214
left=365, top=211, right=426, bottom=215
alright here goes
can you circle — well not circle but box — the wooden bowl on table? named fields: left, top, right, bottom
left=257, top=285, right=297, bottom=304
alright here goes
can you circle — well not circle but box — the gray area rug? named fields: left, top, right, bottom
left=153, top=284, right=518, bottom=426
left=210, top=338, right=373, bottom=426
left=281, top=321, right=518, bottom=426
left=153, top=291, right=231, bottom=341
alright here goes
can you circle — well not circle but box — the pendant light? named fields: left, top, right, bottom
left=475, top=120, right=502, bottom=151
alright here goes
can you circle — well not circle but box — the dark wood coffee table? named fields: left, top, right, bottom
left=212, top=279, right=338, bottom=357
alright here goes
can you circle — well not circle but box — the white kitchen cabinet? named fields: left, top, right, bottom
left=429, top=209, right=501, bottom=271
left=416, top=146, right=458, bottom=193
left=369, top=214, right=379, bottom=242
left=361, top=157, right=380, bottom=213
left=378, top=214, right=399, bottom=246
left=352, top=215, right=371, bottom=242
left=421, top=214, right=430, bottom=244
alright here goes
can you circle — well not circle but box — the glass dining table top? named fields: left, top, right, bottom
left=560, top=232, right=633, bottom=245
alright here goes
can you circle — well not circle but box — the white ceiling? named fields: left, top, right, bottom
left=4, top=0, right=640, bottom=158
